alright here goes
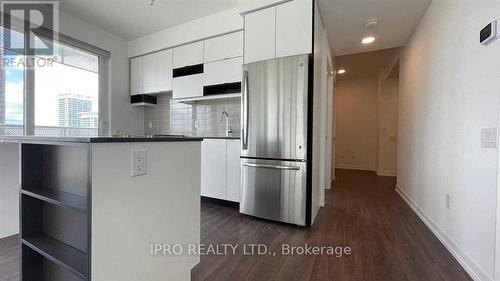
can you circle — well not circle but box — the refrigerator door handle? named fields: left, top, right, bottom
left=242, top=70, right=249, bottom=150
left=243, top=163, right=300, bottom=170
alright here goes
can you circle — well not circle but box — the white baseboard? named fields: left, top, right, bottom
left=376, top=170, right=397, bottom=177
left=319, top=195, right=325, bottom=207
left=0, top=232, right=18, bottom=240
left=395, top=186, right=492, bottom=281
left=335, top=165, right=376, bottom=171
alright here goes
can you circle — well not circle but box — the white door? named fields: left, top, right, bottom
left=142, top=53, right=157, bottom=94
left=325, top=63, right=334, bottom=187
left=130, top=57, right=143, bottom=95
left=157, top=49, right=173, bottom=92
left=201, top=139, right=227, bottom=200
left=226, top=139, right=241, bottom=202
left=275, top=0, right=313, bottom=58
left=244, top=6, right=276, bottom=64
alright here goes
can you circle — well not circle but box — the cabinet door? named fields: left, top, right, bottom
left=201, top=139, right=227, bottom=200
left=142, top=53, right=157, bottom=94
left=226, top=139, right=241, bottom=202
left=244, top=7, right=276, bottom=64
left=130, top=57, right=143, bottom=95
left=203, top=57, right=243, bottom=86
left=276, top=0, right=313, bottom=58
left=157, top=49, right=173, bottom=92
left=204, top=31, right=243, bottom=63
left=172, top=74, right=204, bottom=99
left=173, top=41, right=204, bottom=68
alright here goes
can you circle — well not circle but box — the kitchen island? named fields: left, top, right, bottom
left=0, top=136, right=202, bottom=281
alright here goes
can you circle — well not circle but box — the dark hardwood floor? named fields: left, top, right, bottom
left=192, top=169, right=472, bottom=281
left=0, top=169, right=472, bottom=281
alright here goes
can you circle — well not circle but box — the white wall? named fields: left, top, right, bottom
left=377, top=78, right=398, bottom=176
left=0, top=143, right=19, bottom=238
left=396, top=0, right=500, bottom=280
left=128, top=8, right=243, bottom=57
left=335, top=78, right=379, bottom=171
left=59, top=11, right=144, bottom=136
left=311, top=0, right=331, bottom=220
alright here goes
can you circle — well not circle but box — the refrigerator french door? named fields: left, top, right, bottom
left=240, top=54, right=309, bottom=226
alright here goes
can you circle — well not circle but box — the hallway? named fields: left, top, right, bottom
left=192, top=169, right=471, bottom=281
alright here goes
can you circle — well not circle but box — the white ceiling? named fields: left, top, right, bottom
left=58, top=0, right=239, bottom=40
left=317, top=0, right=432, bottom=56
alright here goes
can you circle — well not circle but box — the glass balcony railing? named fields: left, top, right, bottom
left=0, top=125, right=98, bottom=137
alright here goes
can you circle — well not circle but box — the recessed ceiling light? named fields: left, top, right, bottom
left=337, top=69, right=346, bottom=74
left=362, top=36, right=376, bottom=44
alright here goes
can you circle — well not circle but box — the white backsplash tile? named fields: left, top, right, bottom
left=144, top=94, right=241, bottom=137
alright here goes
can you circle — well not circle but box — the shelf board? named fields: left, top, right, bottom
left=174, top=93, right=241, bottom=103
left=22, top=187, right=87, bottom=213
left=22, top=235, right=87, bottom=280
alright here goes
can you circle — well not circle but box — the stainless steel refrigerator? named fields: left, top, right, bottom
left=240, top=54, right=310, bottom=226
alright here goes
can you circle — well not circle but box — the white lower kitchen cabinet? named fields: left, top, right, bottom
left=201, top=139, right=226, bottom=200
left=226, top=139, right=241, bottom=202
left=201, top=138, right=241, bottom=202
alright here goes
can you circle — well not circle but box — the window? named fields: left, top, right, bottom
left=34, top=41, right=99, bottom=137
left=0, top=27, right=24, bottom=136
left=0, top=22, right=109, bottom=137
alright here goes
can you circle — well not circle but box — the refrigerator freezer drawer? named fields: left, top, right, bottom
left=240, top=158, right=307, bottom=226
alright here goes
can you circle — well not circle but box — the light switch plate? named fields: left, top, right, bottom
left=481, top=127, right=497, bottom=148
left=131, top=149, right=147, bottom=177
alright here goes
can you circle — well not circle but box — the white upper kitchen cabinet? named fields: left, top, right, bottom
left=201, top=139, right=227, bottom=200
left=244, top=6, right=276, bottom=64
left=203, top=57, right=243, bottom=86
left=276, top=0, right=313, bottom=58
left=204, top=31, right=244, bottom=63
left=172, top=74, right=204, bottom=99
left=157, top=49, right=173, bottom=92
left=173, top=41, right=204, bottom=68
left=226, top=139, right=241, bottom=202
left=142, top=53, right=157, bottom=94
left=130, top=57, right=142, bottom=95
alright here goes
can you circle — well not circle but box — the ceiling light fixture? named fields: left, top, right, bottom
left=337, top=69, right=346, bottom=74
left=362, top=19, right=379, bottom=45
left=362, top=36, right=376, bottom=44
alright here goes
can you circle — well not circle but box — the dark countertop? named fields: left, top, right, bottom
left=200, top=136, right=240, bottom=140
left=0, top=135, right=204, bottom=144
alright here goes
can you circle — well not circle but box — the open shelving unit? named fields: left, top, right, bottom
left=20, top=142, right=91, bottom=281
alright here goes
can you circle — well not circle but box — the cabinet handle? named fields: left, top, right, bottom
left=243, top=163, right=300, bottom=170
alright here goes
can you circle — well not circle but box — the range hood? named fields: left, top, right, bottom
left=130, top=94, right=157, bottom=106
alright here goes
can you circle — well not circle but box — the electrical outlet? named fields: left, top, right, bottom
left=481, top=127, right=497, bottom=148
left=445, top=193, right=451, bottom=209
left=131, top=149, right=147, bottom=177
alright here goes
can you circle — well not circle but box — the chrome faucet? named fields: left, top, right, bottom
left=220, top=111, right=233, bottom=137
